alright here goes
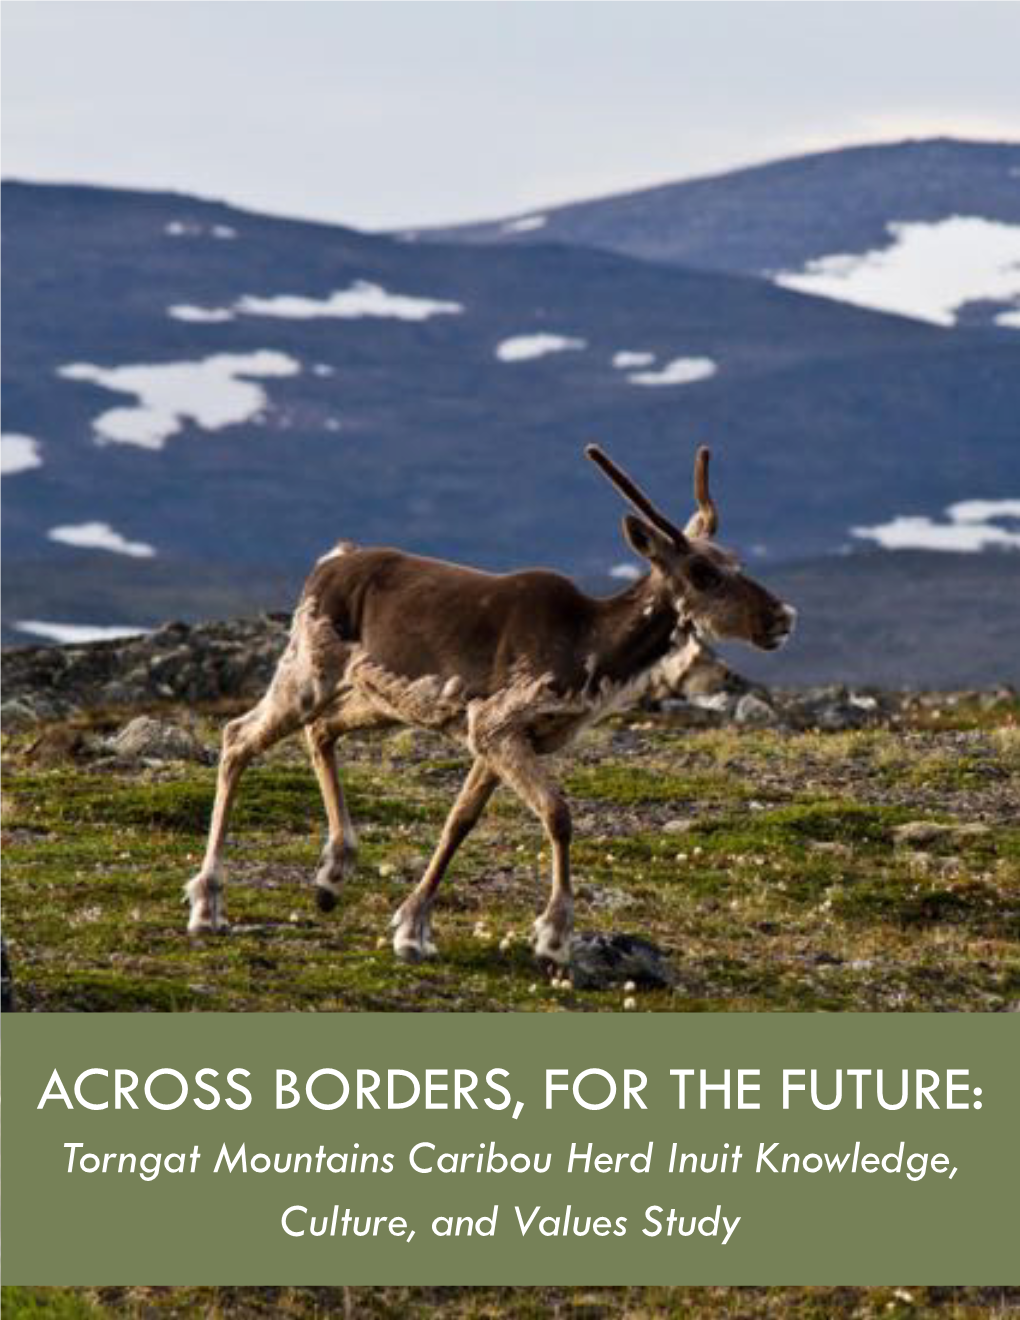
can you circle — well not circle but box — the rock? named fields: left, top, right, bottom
left=570, top=932, right=678, bottom=991
left=893, top=821, right=955, bottom=847
left=894, top=820, right=993, bottom=850
left=1, top=615, right=291, bottom=718
left=576, top=883, right=635, bottom=913
left=785, top=684, right=884, bottom=732
left=692, top=691, right=737, bottom=714
left=954, top=823, right=992, bottom=839
left=1, top=698, right=41, bottom=732
left=808, top=840, right=852, bottom=857
left=107, top=716, right=212, bottom=764
left=662, top=818, right=694, bottom=835
left=734, top=693, right=778, bottom=726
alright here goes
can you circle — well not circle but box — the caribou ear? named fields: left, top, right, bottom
left=684, top=445, right=719, bottom=539
left=622, top=514, right=680, bottom=565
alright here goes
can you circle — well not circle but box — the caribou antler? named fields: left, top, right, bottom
left=685, top=445, right=718, bottom=539
left=585, top=444, right=687, bottom=547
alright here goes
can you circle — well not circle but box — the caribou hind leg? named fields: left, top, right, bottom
left=184, top=600, right=345, bottom=933
left=184, top=695, right=303, bottom=931
left=391, top=757, right=499, bottom=961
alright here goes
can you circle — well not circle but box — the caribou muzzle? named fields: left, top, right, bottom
left=758, top=602, right=798, bottom=651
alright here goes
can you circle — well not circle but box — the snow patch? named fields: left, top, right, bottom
left=1, top=433, right=43, bottom=475
left=168, top=305, right=236, bottom=324
left=169, top=282, right=462, bottom=324
left=776, top=217, right=1020, bottom=327
left=58, top=351, right=301, bottom=451
left=165, top=219, right=238, bottom=240
left=503, top=214, right=547, bottom=234
left=853, top=499, right=1020, bottom=552
left=48, top=521, right=155, bottom=558
left=612, top=351, right=655, bottom=369
left=948, top=498, right=1020, bottom=524
left=235, top=281, right=462, bottom=321
left=627, top=357, right=717, bottom=387
left=16, top=621, right=152, bottom=644
left=495, top=334, right=586, bottom=363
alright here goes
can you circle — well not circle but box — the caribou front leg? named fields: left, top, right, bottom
left=305, top=721, right=358, bottom=913
left=392, top=757, right=498, bottom=961
left=484, top=736, right=574, bottom=967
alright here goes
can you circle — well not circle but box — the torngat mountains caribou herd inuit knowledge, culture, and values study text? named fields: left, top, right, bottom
left=185, top=445, right=796, bottom=966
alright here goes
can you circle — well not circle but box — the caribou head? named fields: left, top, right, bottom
left=587, top=444, right=796, bottom=652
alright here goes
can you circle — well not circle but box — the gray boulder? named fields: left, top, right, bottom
left=107, top=716, right=213, bottom=764
left=570, top=932, right=678, bottom=990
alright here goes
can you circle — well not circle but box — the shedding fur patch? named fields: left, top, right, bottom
left=344, top=652, right=470, bottom=734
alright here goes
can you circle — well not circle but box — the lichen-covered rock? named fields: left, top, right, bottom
left=785, top=685, right=885, bottom=731
left=1, top=697, right=42, bottom=732
left=734, top=692, right=779, bottom=726
left=570, top=932, right=678, bottom=990
left=893, top=819, right=992, bottom=848
left=107, top=716, right=213, bottom=764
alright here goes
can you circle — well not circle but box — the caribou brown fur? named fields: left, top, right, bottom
left=185, top=446, right=795, bottom=965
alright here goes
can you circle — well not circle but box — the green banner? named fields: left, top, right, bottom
left=3, top=1014, right=1016, bottom=1284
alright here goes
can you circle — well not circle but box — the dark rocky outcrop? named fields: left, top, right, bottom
left=569, top=933, right=679, bottom=991
left=1, top=615, right=290, bottom=724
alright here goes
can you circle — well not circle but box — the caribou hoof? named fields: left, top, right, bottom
left=314, top=883, right=340, bottom=914
left=184, top=872, right=229, bottom=934
left=532, top=916, right=572, bottom=967
left=391, top=905, right=437, bottom=962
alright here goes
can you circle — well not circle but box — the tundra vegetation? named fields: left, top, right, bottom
left=2, top=1284, right=1018, bottom=1318
left=2, top=691, right=1018, bottom=1013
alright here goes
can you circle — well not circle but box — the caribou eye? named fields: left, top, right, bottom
left=687, top=558, right=723, bottom=592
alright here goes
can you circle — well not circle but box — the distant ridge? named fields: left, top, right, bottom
left=414, top=139, right=1020, bottom=303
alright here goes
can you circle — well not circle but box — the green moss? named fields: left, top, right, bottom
left=8, top=766, right=428, bottom=836
left=567, top=764, right=748, bottom=804
left=3, top=712, right=1018, bottom=1013
left=1, top=1287, right=107, bottom=1319
left=6, top=1285, right=1017, bottom=1319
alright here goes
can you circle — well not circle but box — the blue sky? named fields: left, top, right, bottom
left=3, top=2, right=1019, bottom=228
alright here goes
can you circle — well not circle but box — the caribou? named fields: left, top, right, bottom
left=185, top=445, right=795, bottom=965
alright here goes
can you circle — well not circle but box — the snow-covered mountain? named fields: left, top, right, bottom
left=2, top=150, right=1018, bottom=667
left=417, top=140, right=1020, bottom=331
